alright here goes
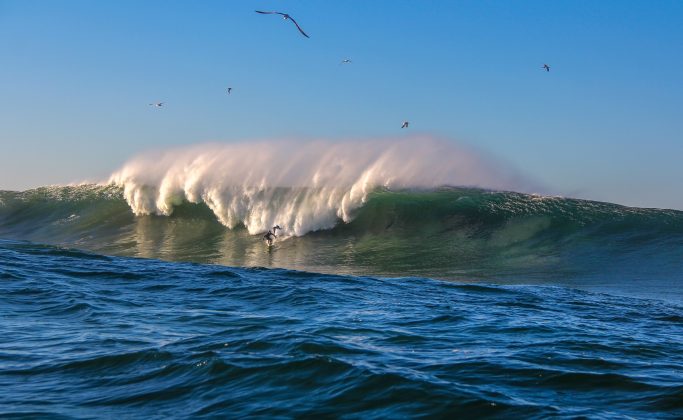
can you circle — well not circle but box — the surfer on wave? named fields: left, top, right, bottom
left=263, top=225, right=282, bottom=246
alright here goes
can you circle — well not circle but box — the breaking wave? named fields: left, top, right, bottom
left=1, top=138, right=682, bottom=297
left=108, top=138, right=530, bottom=236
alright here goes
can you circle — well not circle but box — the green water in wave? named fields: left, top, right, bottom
left=1, top=185, right=682, bottom=297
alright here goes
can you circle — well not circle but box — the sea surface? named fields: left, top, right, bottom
left=1, top=185, right=682, bottom=418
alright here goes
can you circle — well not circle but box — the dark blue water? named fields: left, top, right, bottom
left=2, top=239, right=682, bottom=418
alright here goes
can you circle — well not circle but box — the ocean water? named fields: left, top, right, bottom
left=1, top=184, right=682, bottom=418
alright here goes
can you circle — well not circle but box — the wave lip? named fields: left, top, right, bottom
left=108, top=138, right=527, bottom=236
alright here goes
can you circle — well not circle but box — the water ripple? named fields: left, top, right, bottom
left=0, top=239, right=682, bottom=418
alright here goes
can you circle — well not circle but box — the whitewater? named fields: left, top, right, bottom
left=108, top=138, right=531, bottom=236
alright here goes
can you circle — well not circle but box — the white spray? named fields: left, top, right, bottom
left=109, top=137, right=529, bottom=236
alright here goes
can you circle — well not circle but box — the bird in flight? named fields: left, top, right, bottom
left=401, top=121, right=409, bottom=129
left=255, top=10, right=309, bottom=38
left=149, top=102, right=164, bottom=107
left=340, top=58, right=352, bottom=65
left=543, top=64, right=550, bottom=72
left=227, top=87, right=232, bottom=95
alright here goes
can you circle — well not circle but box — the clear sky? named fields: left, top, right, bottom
left=1, top=0, right=682, bottom=209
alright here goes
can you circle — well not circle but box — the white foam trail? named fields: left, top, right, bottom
left=109, top=137, right=530, bottom=236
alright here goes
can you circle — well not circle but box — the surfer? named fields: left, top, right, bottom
left=263, top=225, right=282, bottom=246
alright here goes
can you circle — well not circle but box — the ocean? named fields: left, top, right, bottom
left=1, top=183, right=682, bottom=418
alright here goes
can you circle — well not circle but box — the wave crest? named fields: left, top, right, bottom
left=108, top=138, right=526, bottom=235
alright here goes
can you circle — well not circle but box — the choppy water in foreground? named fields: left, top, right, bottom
left=1, top=239, right=682, bottom=418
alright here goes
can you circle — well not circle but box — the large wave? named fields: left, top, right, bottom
left=1, top=184, right=682, bottom=284
left=108, top=138, right=531, bottom=236
left=3, top=138, right=682, bottom=284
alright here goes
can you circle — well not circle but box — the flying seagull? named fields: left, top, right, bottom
left=401, top=121, right=409, bottom=129
left=227, top=87, right=232, bottom=95
left=543, top=64, right=550, bottom=72
left=255, top=10, right=309, bottom=38
left=340, top=58, right=352, bottom=65
left=149, top=102, right=164, bottom=107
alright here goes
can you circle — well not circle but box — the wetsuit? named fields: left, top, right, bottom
left=263, top=230, right=276, bottom=246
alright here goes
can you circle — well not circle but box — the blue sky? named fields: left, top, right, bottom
left=1, top=0, right=682, bottom=209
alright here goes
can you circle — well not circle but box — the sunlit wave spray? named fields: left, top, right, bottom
left=109, top=137, right=531, bottom=236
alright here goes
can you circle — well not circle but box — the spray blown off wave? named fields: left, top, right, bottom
left=109, top=138, right=528, bottom=236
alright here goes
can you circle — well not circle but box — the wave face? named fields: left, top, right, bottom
left=1, top=240, right=682, bottom=418
left=1, top=182, right=683, bottom=301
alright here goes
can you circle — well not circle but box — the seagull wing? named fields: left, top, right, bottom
left=287, top=15, right=310, bottom=38
left=255, top=10, right=285, bottom=16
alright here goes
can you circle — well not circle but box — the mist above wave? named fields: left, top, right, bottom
left=109, top=137, right=529, bottom=236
